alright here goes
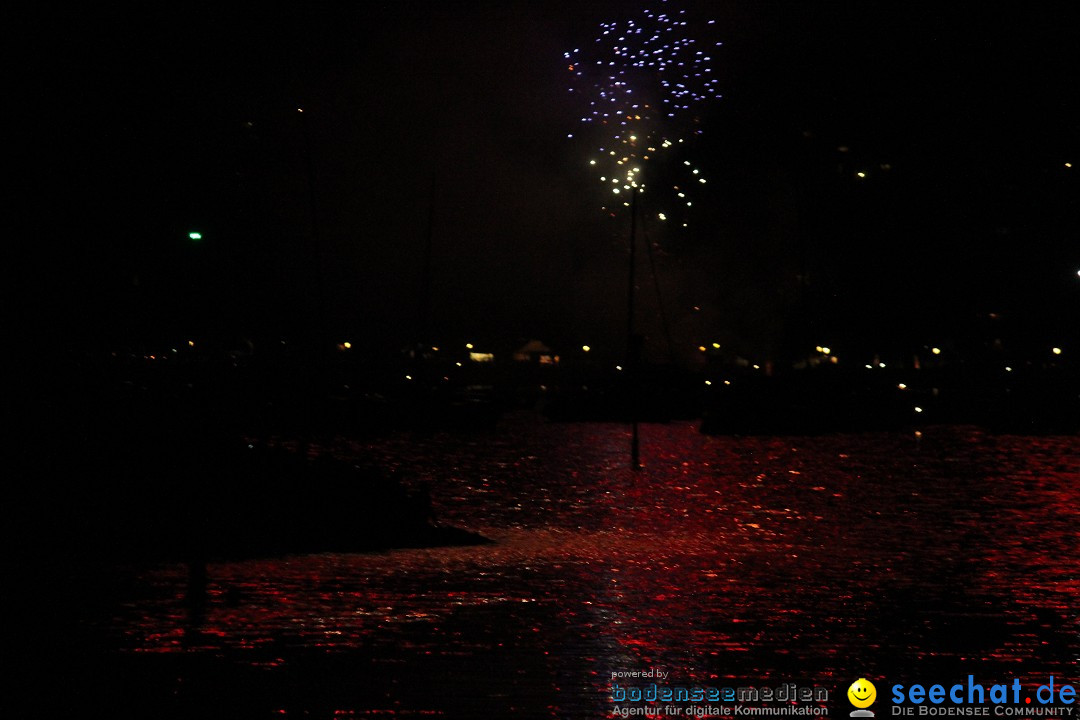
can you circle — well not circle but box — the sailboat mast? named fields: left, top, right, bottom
left=417, top=176, right=436, bottom=354
left=628, top=188, right=641, bottom=471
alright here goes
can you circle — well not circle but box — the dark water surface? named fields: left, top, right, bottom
left=30, top=417, right=1080, bottom=718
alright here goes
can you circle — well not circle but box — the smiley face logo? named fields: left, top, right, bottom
left=847, top=678, right=877, bottom=709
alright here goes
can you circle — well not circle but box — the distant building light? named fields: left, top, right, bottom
left=898, top=383, right=907, bottom=390
left=698, top=345, right=707, bottom=352
left=914, top=406, right=923, bottom=413
left=582, top=345, right=591, bottom=352
left=1052, top=347, right=1062, bottom=355
left=466, top=342, right=474, bottom=349
left=723, top=380, right=731, bottom=385
left=616, top=365, right=623, bottom=371
left=711, top=342, right=721, bottom=349
left=705, top=380, right=712, bottom=386
left=469, top=352, right=494, bottom=363
left=1005, top=366, right=1013, bottom=372
left=342, top=341, right=351, bottom=349
left=821, top=347, right=831, bottom=354
left=931, top=347, right=941, bottom=355
left=188, top=231, right=202, bottom=241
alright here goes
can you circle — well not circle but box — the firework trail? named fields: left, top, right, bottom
left=566, top=0, right=723, bottom=229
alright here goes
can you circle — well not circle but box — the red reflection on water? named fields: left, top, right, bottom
left=95, top=421, right=1078, bottom=716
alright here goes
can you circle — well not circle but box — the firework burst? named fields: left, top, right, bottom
left=566, top=0, right=723, bottom=228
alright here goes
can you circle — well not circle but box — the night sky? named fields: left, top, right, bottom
left=16, top=1, right=1080, bottom=363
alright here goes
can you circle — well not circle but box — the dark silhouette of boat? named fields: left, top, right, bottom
left=699, top=364, right=1079, bottom=436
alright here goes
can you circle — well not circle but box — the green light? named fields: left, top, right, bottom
left=188, top=232, right=202, bottom=241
